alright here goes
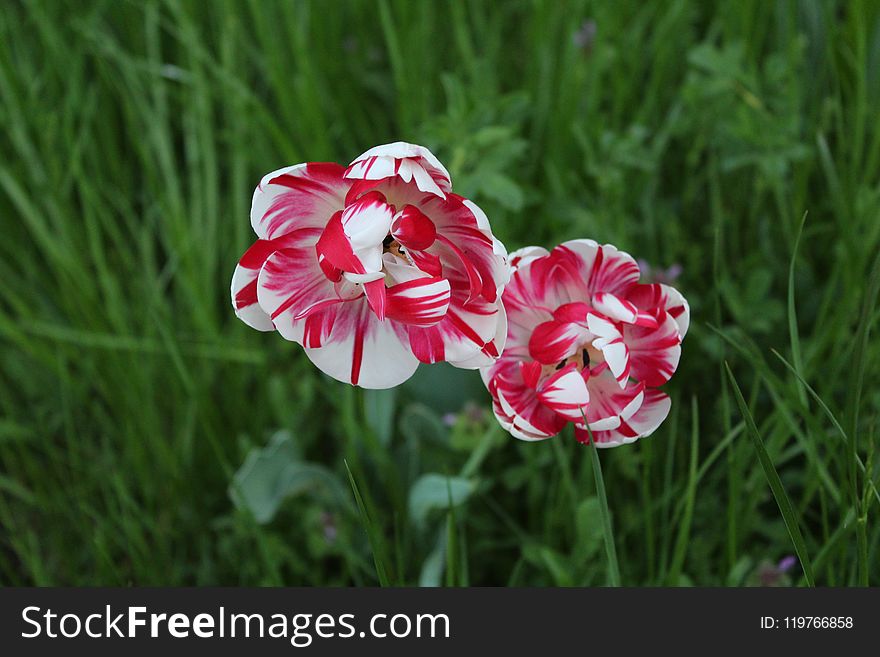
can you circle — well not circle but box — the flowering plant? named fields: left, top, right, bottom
left=480, top=240, right=689, bottom=447
left=232, top=143, right=509, bottom=389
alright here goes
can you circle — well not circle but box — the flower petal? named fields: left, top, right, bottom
left=256, top=246, right=341, bottom=341
left=576, top=388, right=671, bottom=447
left=592, top=292, right=638, bottom=323
left=537, top=364, right=590, bottom=421
left=581, top=373, right=645, bottom=431
left=231, top=229, right=320, bottom=331
left=552, top=239, right=641, bottom=297
left=407, top=297, right=504, bottom=366
left=301, top=301, right=419, bottom=389
left=508, top=245, right=550, bottom=272
left=315, top=191, right=394, bottom=277
left=626, top=283, right=690, bottom=337
left=488, top=360, right=567, bottom=440
left=385, top=276, right=451, bottom=327
left=345, top=142, right=452, bottom=198
left=251, top=162, right=349, bottom=240
left=624, top=313, right=682, bottom=386
left=528, top=320, right=587, bottom=365
left=391, top=205, right=437, bottom=251
left=586, top=313, right=630, bottom=387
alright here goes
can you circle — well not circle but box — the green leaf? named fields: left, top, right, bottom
left=408, top=474, right=475, bottom=526
left=725, top=363, right=815, bottom=586
left=229, top=432, right=347, bottom=524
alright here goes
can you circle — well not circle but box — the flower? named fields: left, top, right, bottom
left=480, top=240, right=689, bottom=447
left=231, top=142, right=509, bottom=389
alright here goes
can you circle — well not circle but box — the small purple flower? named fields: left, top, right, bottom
left=777, top=555, right=797, bottom=573
left=442, top=412, right=458, bottom=427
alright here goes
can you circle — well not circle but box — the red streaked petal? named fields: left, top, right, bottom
left=391, top=205, right=437, bottom=250
left=407, top=248, right=443, bottom=277
left=581, top=373, right=645, bottom=431
left=553, top=302, right=591, bottom=325
left=576, top=388, right=671, bottom=447
left=297, top=300, right=418, bottom=389
left=626, top=283, right=690, bottom=337
left=435, top=234, right=483, bottom=303
left=592, top=292, right=638, bottom=323
left=487, top=361, right=567, bottom=440
left=339, top=191, right=394, bottom=251
left=256, top=247, right=339, bottom=340
left=407, top=298, right=503, bottom=367
left=520, top=360, right=542, bottom=389
left=550, top=239, right=641, bottom=297
left=315, top=211, right=367, bottom=275
left=624, top=313, right=682, bottom=386
left=251, top=162, right=349, bottom=240
left=385, top=276, right=451, bottom=327
left=345, top=142, right=452, bottom=198
left=528, top=320, right=586, bottom=364
left=408, top=326, right=446, bottom=363
left=363, top=279, right=387, bottom=321
left=231, top=229, right=320, bottom=332
left=537, top=364, right=590, bottom=422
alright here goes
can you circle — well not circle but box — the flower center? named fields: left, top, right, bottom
left=382, top=235, right=408, bottom=262
left=542, top=343, right=604, bottom=378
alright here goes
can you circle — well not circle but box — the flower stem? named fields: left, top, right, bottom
left=582, top=421, right=621, bottom=586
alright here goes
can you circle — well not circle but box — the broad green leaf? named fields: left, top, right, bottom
left=229, top=432, right=347, bottom=524
left=408, top=474, right=475, bottom=525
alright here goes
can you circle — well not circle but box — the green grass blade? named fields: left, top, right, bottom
left=771, top=349, right=880, bottom=507
left=344, top=460, right=391, bottom=587
left=725, top=363, right=815, bottom=586
left=669, top=396, right=699, bottom=584
left=787, top=211, right=808, bottom=406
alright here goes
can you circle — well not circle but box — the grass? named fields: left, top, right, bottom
left=0, top=0, right=878, bottom=586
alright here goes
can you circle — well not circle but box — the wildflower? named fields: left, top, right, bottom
left=232, top=143, right=509, bottom=389
left=481, top=240, right=689, bottom=446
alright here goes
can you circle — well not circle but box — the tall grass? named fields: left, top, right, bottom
left=0, top=0, right=878, bottom=586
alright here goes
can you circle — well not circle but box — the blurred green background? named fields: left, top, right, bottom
left=1, top=0, right=879, bottom=586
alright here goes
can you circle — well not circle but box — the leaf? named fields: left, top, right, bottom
left=408, top=474, right=475, bottom=526
left=229, top=432, right=347, bottom=524
left=725, top=363, right=815, bottom=586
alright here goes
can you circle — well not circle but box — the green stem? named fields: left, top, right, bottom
left=581, top=418, right=621, bottom=586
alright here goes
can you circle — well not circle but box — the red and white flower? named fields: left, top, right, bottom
left=482, top=240, right=689, bottom=447
left=232, top=142, right=509, bottom=389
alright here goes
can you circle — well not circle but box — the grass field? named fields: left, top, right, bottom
left=1, top=0, right=879, bottom=586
